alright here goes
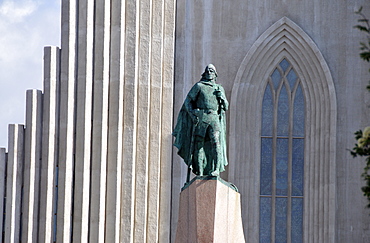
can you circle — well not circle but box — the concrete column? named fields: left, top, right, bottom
left=21, top=89, right=43, bottom=243
left=56, top=0, right=77, bottom=241
left=0, top=148, right=6, bottom=240
left=73, top=0, right=94, bottom=241
left=4, top=124, right=24, bottom=243
left=146, top=0, right=163, bottom=241
left=159, top=1, right=176, bottom=242
left=133, top=0, right=152, bottom=242
left=105, top=0, right=125, bottom=241
left=89, top=0, right=110, bottom=242
left=38, top=46, right=60, bottom=243
left=120, top=0, right=139, bottom=242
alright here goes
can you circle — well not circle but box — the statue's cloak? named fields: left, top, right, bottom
left=173, top=104, right=194, bottom=166
left=173, top=84, right=228, bottom=174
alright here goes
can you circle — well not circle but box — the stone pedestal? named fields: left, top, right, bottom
left=175, top=177, right=245, bottom=243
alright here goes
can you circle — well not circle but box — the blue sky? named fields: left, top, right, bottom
left=0, top=0, right=60, bottom=147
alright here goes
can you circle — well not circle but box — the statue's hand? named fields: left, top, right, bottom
left=215, top=89, right=222, bottom=98
left=192, top=115, right=199, bottom=124
left=192, top=109, right=200, bottom=124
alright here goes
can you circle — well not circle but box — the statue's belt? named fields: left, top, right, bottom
left=194, top=109, right=218, bottom=115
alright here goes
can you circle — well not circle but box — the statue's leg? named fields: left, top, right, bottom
left=203, top=132, right=213, bottom=175
left=209, top=127, right=221, bottom=176
left=193, top=136, right=205, bottom=176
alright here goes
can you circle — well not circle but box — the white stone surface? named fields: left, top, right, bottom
left=72, top=0, right=94, bottom=241
left=56, top=0, right=77, bottom=242
left=89, top=0, right=110, bottom=242
left=105, top=0, right=124, bottom=241
left=158, top=1, right=176, bottom=242
left=120, top=1, right=138, bottom=241
left=146, top=0, right=163, bottom=240
left=38, top=46, right=60, bottom=243
left=4, top=124, right=24, bottom=243
left=22, top=89, right=43, bottom=243
left=133, top=0, right=153, bottom=242
left=0, top=148, right=6, bottom=240
left=0, top=0, right=176, bottom=242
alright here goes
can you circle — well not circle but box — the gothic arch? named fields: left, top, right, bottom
left=229, top=17, right=336, bottom=242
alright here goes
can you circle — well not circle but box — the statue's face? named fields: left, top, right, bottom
left=204, top=65, right=216, bottom=80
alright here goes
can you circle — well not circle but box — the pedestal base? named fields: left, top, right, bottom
left=175, top=176, right=245, bottom=243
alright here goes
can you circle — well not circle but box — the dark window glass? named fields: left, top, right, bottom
left=259, top=59, right=304, bottom=243
left=262, top=85, right=274, bottom=136
left=261, top=138, right=273, bottom=195
left=277, top=85, right=289, bottom=136
left=260, top=197, right=272, bottom=243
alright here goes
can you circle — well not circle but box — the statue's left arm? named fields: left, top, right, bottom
left=218, top=85, right=229, bottom=111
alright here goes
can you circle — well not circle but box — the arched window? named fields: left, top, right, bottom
left=259, top=59, right=304, bottom=242
left=229, top=17, right=336, bottom=242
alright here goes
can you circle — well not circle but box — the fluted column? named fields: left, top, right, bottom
left=38, top=46, right=60, bottom=243
left=21, top=90, right=43, bottom=243
left=120, top=0, right=139, bottom=241
left=56, top=0, right=77, bottom=241
left=105, top=0, right=125, bottom=241
left=158, top=0, right=176, bottom=241
left=89, top=0, right=110, bottom=242
left=0, top=148, right=6, bottom=240
left=4, top=124, right=24, bottom=243
left=8, top=0, right=177, bottom=242
left=72, top=0, right=94, bottom=241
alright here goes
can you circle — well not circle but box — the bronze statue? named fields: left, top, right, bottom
left=173, top=64, right=228, bottom=182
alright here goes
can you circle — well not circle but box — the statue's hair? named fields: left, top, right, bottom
left=200, top=64, right=218, bottom=80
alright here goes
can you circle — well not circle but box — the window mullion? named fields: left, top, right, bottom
left=271, top=81, right=278, bottom=242
left=287, top=79, right=293, bottom=243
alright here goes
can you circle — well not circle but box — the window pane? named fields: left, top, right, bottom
left=291, top=198, right=303, bottom=243
left=262, top=85, right=274, bottom=136
left=276, top=138, right=288, bottom=196
left=261, top=138, right=273, bottom=195
left=260, top=59, right=305, bottom=243
left=293, top=84, right=305, bottom=137
left=292, top=138, right=304, bottom=196
left=260, top=197, right=272, bottom=243
left=271, top=68, right=281, bottom=90
left=275, top=198, right=287, bottom=243
left=279, top=59, right=290, bottom=72
left=287, top=68, right=297, bottom=89
left=277, top=85, right=289, bottom=136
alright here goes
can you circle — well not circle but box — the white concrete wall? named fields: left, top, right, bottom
left=56, top=0, right=77, bottom=241
left=4, top=124, right=24, bottom=243
left=0, top=148, right=6, bottom=240
left=38, top=46, right=60, bottom=243
left=55, top=0, right=176, bottom=242
left=0, top=0, right=175, bottom=242
left=89, top=0, right=110, bottom=242
left=22, top=89, right=43, bottom=243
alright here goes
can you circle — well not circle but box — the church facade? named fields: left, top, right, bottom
left=0, top=0, right=369, bottom=242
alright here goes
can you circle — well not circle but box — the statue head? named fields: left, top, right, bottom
left=202, top=64, right=218, bottom=81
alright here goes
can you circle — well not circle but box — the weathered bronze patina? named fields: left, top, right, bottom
left=173, top=64, right=228, bottom=182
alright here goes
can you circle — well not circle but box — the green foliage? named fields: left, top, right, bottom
left=351, top=7, right=370, bottom=208
left=351, top=141, right=370, bottom=208
left=354, top=7, right=370, bottom=91
left=351, top=128, right=370, bottom=208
